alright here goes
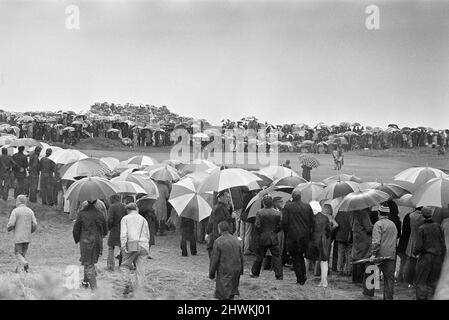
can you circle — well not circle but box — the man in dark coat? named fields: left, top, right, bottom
left=0, top=148, right=15, bottom=201
left=107, top=195, right=127, bottom=271
left=413, top=208, right=447, bottom=300
left=73, top=200, right=108, bottom=290
left=136, top=195, right=157, bottom=259
left=281, top=190, right=314, bottom=284
left=28, top=146, right=41, bottom=203
left=250, top=196, right=283, bottom=280
left=397, top=210, right=412, bottom=283
left=209, top=221, right=244, bottom=300
left=180, top=217, right=197, bottom=257
left=335, top=210, right=352, bottom=276
left=39, top=148, right=56, bottom=205
left=12, top=146, right=28, bottom=198
left=206, top=190, right=234, bottom=258
left=405, top=207, right=425, bottom=286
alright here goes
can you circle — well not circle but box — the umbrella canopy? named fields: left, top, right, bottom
left=318, top=181, right=362, bottom=201
left=63, top=126, right=75, bottom=132
left=394, top=194, right=415, bottom=208
left=163, top=159, right=184, bottom=169
left=258, top=165, right=299, bottom=180
left=298, top=154, right=320, bottom=168
left=9, top=138, right=42, bottom=148
left=0, top=124, right=11, bottom=131
left=16, top=115, right=34, bottom=122
left=179, top=159, right=218, bottom=175
left=198, top=168, right=261, bottom=193
left=376, top=183, right=410, bottom=199
left=192, top=132, right=210, bottom=140
left=124, top=155, right=158, bottom=167
left=393, top=166, right=446, bottom=192
left=272, top=176, right=307, bottom=188
left=0, top=135, right=17, bottom=146
left=107, top=128, right=120, bottom=133
left=360, top=181, right=381, bottom=190
left=169, top=177, right=213, bottom=222
left=331, top=137, right=348, bottom=145
left=147, top=165, right=180, bottom=182
left=71, top=120, right=83, bottom=125
left=64, top=176, right=119, bottom=202
left=336, top=189, right=390, bottom=212
left=344, top=131, right=359, bottom=137
left=59, top=158, right=111, bottom=181
left=184, top=171, right=211, bottom=184
left=293, top=182, right=326, bottom=203
left=112, top=173, right=159, bottom=199
left=100, top=157, right=120, bottom=171
left=323, top=174, right=363, bottom=185
left=246, top=190, right=291, bottom=219
left=49, top=149, right=88, bottom=165
left=411, top=177, right=449, bottom=208
left=112, top=180, right=147, bottom=195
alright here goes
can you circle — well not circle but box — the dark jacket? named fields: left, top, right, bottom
left=281, top=200, right=314, bottom=249
left=180, top=217, right=196, bottom=238
left=406, top=210, right=425, bottom=258
left=311, top=212, right=331, bottom=261
left=413, top=219, right=447, bottom=257
left=28, top=153, right=40, bottom=177
left=39, top=157, right=56, bottom=177
left=254, top=208, right=281, bottom=247
left=107, top=201, right=127, bottom=247
left=335, top=211, right=352, bottom=243
left=73, top=204, right=108, bottom=265
left=207, top=202, right=234, bottom=250
left=209, top=232, right=244, bottom=300
left=350, top=209, right=373, bottom=261
left=12, top=152, right=28, bottom=177
left=0, top=154, right=15, bottom=176
left=397, top=212, right=412, bottom=254
left=137, top=198, right=157, bottom=246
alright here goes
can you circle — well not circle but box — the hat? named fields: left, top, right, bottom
left=125, top=202, right=137, bottom=211
left=378, top=204, right=390, bottom=215
left=422, top=207, right=433, bottom=218
left=309, top=200, right=322, bottom=215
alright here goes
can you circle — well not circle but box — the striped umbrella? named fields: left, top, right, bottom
left=298, top=154, right=320, bottom=168
left=60, top=158, right=111, bottom=181
left=272, top=176, right=307, bottom=188
left=124, top=155, right=158, bottom=167
left=394, top=166, right=446, bottom=192
left=411, top=177, right=449, bottom=208
left=179, top=159, right=218, bottom=175
left=169, top=177, right=213, bottom=222
left=323, top=174, right=363, bottom=185
left=147, top=165, right=180, bottom=182
left=199, top=168, right=261, bottom=193
left=49, top=149, right=88, bottom=165
left=100, top=157, right=120, bottom=171
left=258, top=165, right=299, bottom=180
left=376, top=183, right=410, bottom=199
left=336, top=189, right=390, bottom=212
left=111, top=173, right=159, bottom=199
left=112, top=180, right=147, bottom=195
left=318, top=181, right=362, bottom=201
left=64, top=176, right=119, bottom=202
left=293, top=182, right=326, bottom=203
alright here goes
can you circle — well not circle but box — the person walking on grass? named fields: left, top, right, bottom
left=180, top=217, right=197, bottom=257
left=107, top=194, right=127, bottom=271
left=7, top=195, right=37, bottom=273
left=119, top=202, right=150, bottom=296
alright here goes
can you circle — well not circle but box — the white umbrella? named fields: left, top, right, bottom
left=411, top=177, right=449, bottom=208
left=64, top=176, right=119, bottom=202
left=100, top=157, right=120, bottom=171
left=124, top=155, right=158, bottom=167
left=49, top=149, right=88, bottom=165
left=60, top=158, right=111, bottom=181
left=198, top=168, right=261, bottom=193
left=112, top=180, right=147, bottom=195
left=394, top=166, right=446, bottom=192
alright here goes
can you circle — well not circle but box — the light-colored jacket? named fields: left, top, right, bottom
left=371, top=216, right=397, bottom=259
left=120, top=210, right=150, bottom=253
left=7, top=204, right=37, bottom=244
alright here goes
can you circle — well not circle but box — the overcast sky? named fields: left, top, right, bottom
left=0, top=0, right=448, bottom=128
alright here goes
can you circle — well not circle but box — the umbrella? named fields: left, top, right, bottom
left=335, top=189, right=390, bottom=212
left=107, top=128, right=120, bottom=133
left=112, top=180, right=147, bottom=195
left=323, top=174, right=363, bottom=185
left=9, top=138, right=42, bottom=148
left=64, top=176, right=119, bottom=202
left=163, top=159, right=184, bottom=169
left=251, top=172, right=273, bottom=189
left=388, top=124, right=399, bottom=129
left=411, top=177, right=449, bottom=208
left=318, top=181, right=362, bottom=201
left=38, top=146, right=62, bottom=158
left=59, top=158, right=111, bottom=181
left=0, top=135, right=17, bottom=146
left=192, top=132, right=210, bottom=140
left=147, top=165, right=180, bottom=182
left=258, top=165, right=299, bottom=180
left=125, top=155, right=158, bottom=167
left=112, top=173, right=159, bottom=199
left=179, top=159, right=218, bottom=175
left=169, top=177, right=213, bottom=222
left=49, top=149, right=88, bottom=165
left=298, top=154, right=320, bottom=168
left=293, top=182, right=326, bottom=203
left=198, top=168, right=262, bottom=193
left=301, top=140, right=314, bottom=145
left=360, top=181, right=381, bottom=190
left=331, top=137, right=348, bottom=145
left=183, top=171, right=211, bottom=184
left=272, top=176, right=307, bottom=188
left=353, top=122, right=361, bottom=127
left=376, top=183, right=410, bottom=199
left=394, top=194, right=415, bottom=208
left=393, top=166, right=446, bottom=192
left=17, top=115, right=34, bottom=122
left=246, top=190, right=291, bottom=219
left=339, top=122, right=351, bottom=128
left=385, top=127, right=400, bottom=134
left=100, top=157, right=120, bottom=171
left=344, top=131, right=359, bottom=137
left=0, top=124, right=11, bottom=131
left=71, top=120, right=83, bottom=125
left=62, top=126, right=75, bottom=132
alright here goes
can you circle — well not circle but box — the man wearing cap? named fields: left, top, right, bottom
left=28, top=146, right=41, bottom=203
left=39, top=148, right=55, bottom=205
left=368, top=204, right=397, bottom=300
left=12, top=146, right=28, bottom=198
left=0, top=148, right=15, bottom=201
left=413, top=208, right=446, bottom=300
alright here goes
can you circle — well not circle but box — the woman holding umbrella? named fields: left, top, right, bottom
left=298, top=154, right=320, bottom=182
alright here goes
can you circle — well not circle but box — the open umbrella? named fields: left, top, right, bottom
left=331, top=137, right=348, bottom=145
left=169, top=177, right=213, bottom=222
left=64, top=176, right=119, bottom=202
left=246, top=190, right=291, bottom=219
left=112, top=180, right=147, bottom=195
left=60, top=158, right=111, bottom=181
left=411, top=177, right=449, bottom=208
left=0, top=135, right=17, bottom=146
left=272, top=176, right=307, bottom=188
left=344, top=131, right=359, bottom=137
left=49, top=149, right=88, bottom=165
left=112, top=173, right=159, bottom=199
left=179, top=159, right=218, bottom=175
left=16, top=115, right=34, bottom=122
left=393, top=166, right=446, bottom=192
left=318, top=181, right=362, bottom=201
left=360, top=181, right=381, bottom=190
left=293, top=182, right=326, bottom=203
left=147, top=165, right=180, bottom=182
left=394, top=194, right=414, bottom=208
left=258, top=165, right=299, bottom=180
left=71, top=120, right=83, bottom=126
left=192, top=132, right=210, bottom=140
left=125, top=155, right=158, bottom=167
left=100, top=157, right=120, bottom=171
left=323, top=174, right=363, bottom=185
left=9, top=138, right=42, bottom=148
left=62, top=126, right=75, bottom=132
left=376, top=183, right=410, bottom=199
left=335, top=189, right=390, bottom=212
left=298, top=154, right=320, bottom=168
left=198, top=168, right=261, bottom=193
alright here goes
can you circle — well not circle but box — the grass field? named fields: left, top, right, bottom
left=0, top=143, right=448, bottom=300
